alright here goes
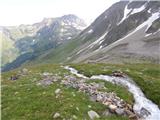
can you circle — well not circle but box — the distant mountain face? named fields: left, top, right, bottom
left=1, top=14, right=86, bottom=67
left=67, top=0, right=160, bottom=63
left=2, top=0, right=160, bottom=71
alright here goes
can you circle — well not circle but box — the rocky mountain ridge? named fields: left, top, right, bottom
left=1, top=14, right=86, bottom=68
left=2, top=0, right=160, bottom=71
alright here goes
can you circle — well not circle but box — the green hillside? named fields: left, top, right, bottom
left=2, top=63, right=160, bottom=119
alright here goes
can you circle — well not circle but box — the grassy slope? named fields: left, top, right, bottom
left=1, top=33, right=19, bottom=66
left=27, top=38, right=80, bottom=65
left=2, top=64, right=129, bottom=120
left=70, top=63, right=160, bottom=107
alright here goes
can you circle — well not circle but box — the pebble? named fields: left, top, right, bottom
left=55, top=88, right=61, bottom=94
left=76, top=107, right=79, bottom=111
left=72, top=115, right=77, bottom=119
left=88, top=110, right=100, bottom=120
left=88, top=105, right=92, bottom=108
left=53, top=112, right=60, bottom=118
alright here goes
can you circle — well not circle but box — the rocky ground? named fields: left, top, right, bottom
left=37, top=71, right=138, bottom=120
left=3, top=63, right=159, bottom=120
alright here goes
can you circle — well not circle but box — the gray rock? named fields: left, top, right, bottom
left=115, top=108, right=125, bottom=115
left=90, top=95, right=97, bottom=102
left=55, top=88, right=61, bottom=94
left=72, top=115, right=77, bottom=119
left=109, top=104, right=117, bottom=112
left=88, top=110, right=100, bottom=120
left=96, top=94, right=104, bottom=102
left=10, top=75, right=19, bottom=80
left=37, top=79, right=53, bottom=86
left=42, top=72, right=52, bottom=76
left=53, top=112, right=60, bottom=118
left=102, top=109, right=112, bottom=116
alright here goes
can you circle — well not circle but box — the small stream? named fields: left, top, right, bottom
left=64, top=66, right=160, bottom=120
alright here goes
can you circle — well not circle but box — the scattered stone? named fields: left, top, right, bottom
left=111, top=71, right=125, bottom=77
left=88, top=105, right=92, bottom=108
left=21, top=68, right=28, bottom=74
left=42, top=72, right=52, bottom=76
left=88, top=110, right=100, bottom=120
left=103, top=101, right=111, bottom=106
left=55, top=89, right=61, bottom=94
left=76, top=107, right=79, bottom=111
left=72, top=115, right=77, bottom=119
left=37, top=79, right=53, bottom=86
left=96, top=94, right=104, bottom=102
left=14, top=92, right=19, bottom=95
left=10, top=75, right=19, bottom=80
left=58, top=74, right=135, bottom=118
left=90, top=95, right=97, bottom=102
left=109, top=104, right=117, bottom=112
left=115, top=108, right=125, bottom=115
left=53, top=112, right=60, bottom=118
left=102, top=109, right=112, bottom=116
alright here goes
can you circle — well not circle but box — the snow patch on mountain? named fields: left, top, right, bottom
left=145, top=12, right=160, bottom=32
left=88, top=29, right=93, bottom=33
left=118, top=2, right=147, bottom=25
left=118, top=2, right=132, bottom=24
left=89, top=31, right=108, bottom=49
left=111, top=12, right=160, bottom=46
left=130, top=4, right=146, bottom=15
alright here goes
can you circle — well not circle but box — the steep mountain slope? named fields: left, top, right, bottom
left=2, top=1, right=160, bottom=71
left=1, top=15, right=86, bottom=68
left=24, top=0, right=160, bottom=65
left=69, top=0, right=160, bottom=63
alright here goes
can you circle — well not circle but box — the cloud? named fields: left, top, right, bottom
left=0, top=0, right=119, bottom=26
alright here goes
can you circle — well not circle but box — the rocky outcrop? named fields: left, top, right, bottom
left=61, top=75, right=137, bottom=119
left=39, top=71, right=137, bottom=119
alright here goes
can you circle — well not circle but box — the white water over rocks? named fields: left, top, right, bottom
left=64, top=66, right=160, bottom=120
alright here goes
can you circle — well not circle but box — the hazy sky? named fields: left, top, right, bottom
left=0, top=0, right=119, bottom=26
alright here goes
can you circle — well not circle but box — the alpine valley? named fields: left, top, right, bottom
left=1, top=0, right=160, bottom=120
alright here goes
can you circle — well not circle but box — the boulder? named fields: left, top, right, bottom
left=88, top=110, right=100, bottom=120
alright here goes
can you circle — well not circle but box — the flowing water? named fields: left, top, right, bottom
left=64, top=66, right=160, bottom=120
